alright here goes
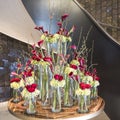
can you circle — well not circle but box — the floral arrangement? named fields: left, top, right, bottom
left=9, top=13, right=100, bottom=114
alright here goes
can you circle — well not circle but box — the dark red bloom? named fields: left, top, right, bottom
left=69, top=72, right=73, bottom=77
left=10, top=78, right=21, bottom=83
left=80, top=82, right=91, bottom=90
left=70, top=64, right=77, bottom=70
left=26, top=83, right=37, bottom=93
left=38, top=40, right=44, bottom=46
left=23, top=69, right=33, bottom=77
left=54, top=74, right=63, bottom=81
left=61, top=13, right=69, bottom=21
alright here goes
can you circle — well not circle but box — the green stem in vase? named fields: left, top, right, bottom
left=64, top=76, right=69, bottom=105
left=53, top=88, right=57, bottom=110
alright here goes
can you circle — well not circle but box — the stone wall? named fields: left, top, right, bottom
left=0, top=33, right=29, bottom=102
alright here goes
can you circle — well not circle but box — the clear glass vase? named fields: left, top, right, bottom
left=40, top=65, right=51, bottom=106
left=12, top=88, right=21, bottom=103
left=91, top=87, right=98, bottom=99
left=77, top=95, right=88, bottom=113
left=26, top=96, right=36, bottom=115
left=64, top=77, right=73, bottom=107
left=51, top=87, right=61, bottom=113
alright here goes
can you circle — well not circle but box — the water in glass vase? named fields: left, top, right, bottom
left=51, top=87, right=61, bottom=113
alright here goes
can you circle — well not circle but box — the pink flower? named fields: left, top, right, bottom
left=61, top=13, right=69, bottom=21
left=70, top=45, right=77, bottom=50
left=38, top=40, right=44, bottom=46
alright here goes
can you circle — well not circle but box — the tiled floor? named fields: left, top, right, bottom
left=0, top=102, right=110, bottom=120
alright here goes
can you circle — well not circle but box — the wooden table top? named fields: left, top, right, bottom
left=8, top=97, right=105, bottom=120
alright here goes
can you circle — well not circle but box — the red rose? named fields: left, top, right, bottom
left=54, top=74, right=63, bottom=81
left=26, top=83, right=37, bottom=93
left=10, top=78, right=21, bottom=83
left=61, top=13, right=69, bottom=21
left=80, top=82, right=86, bottom=90
left=38, top=40, right=44, bottom=46
left=80, top=82, right=91, bottom=90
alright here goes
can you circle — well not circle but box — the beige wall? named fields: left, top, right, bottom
left=0, top=0, right=41, bottom=45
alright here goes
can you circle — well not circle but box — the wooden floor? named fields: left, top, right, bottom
left=0, top=101, right=110, bottom=120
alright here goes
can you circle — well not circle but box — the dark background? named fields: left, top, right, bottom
left=21, top=0, right=120, bottom=120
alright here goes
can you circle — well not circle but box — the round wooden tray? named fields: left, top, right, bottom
left=8, top=97, right=105, bottom=120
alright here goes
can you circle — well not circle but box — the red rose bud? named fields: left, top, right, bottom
left=10, top=78, right=21, bottom=83
left=44, top=31, right=48, bottom=34
left=43, top=57, right=52, bottom=63
left=85, top=71, right=92, bottom=76
left=35, top=26, right=44, bottom=32
left=38, top=40, right=44, bottom=46
left=31, top=44, right=36, bottom=49
left=31, top=50, right=36, bottom=55
left=78, top=58, right=85, bottom=66
left=94, top=75, right=100, bottom=81
left=57, top=22, right=62, bottom=27
left=17, top=63, right=22, bottom=68
left=34, top=26, right=39, bottom=30
left=26, top=60, right=31, bottom=66
left=70, top=64, right=77, bottom=70
left=69, top=72, right=73, bottom=77
left=75, top=75, right=79, bottom=82
left=61, top=13, right=69, bottom=21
